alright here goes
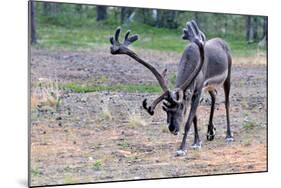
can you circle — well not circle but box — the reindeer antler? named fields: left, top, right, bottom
left=109, top=27, right=169, bottom=115
left=110, top=27, right=139, bottom=54
left=182, top=20, right=206, bottom=42
left=179, top=21, right=205, bottom=92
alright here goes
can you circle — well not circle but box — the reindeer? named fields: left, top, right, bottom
left=109, top=20, right=233, bottom=156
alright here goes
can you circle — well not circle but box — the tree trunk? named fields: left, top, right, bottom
left=76, top=4, right=83, bottom=17
left=246, top=16, right=254, bottom=43
left=30, top=1, right=36, bottom=44
left=96, top=6, right=107, bottom=21
left=121, top=7, right=134, bottom=24
left=262, top=17, right=268, bottom=41
left=156, top=10, right=178, bottom=29
left=253, top=17, right=258, bottom=41
left=224, top=17, right=228, bottom=37
left=42, top=2, right=50, bottom=16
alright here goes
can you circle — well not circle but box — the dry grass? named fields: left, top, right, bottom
left=31, top=78, right=62, bottom=110
left=233, top=50, right=266, bottom=65
left=100, top=106, right=113, bottom=121
left=128, top=113, right=147, bottom=128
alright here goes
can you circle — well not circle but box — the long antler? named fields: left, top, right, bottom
left=110, top=27, right=168, bottom=91
left=109, top=27, right=169, bottom=115
left=179, top=20, right=205, bottom=91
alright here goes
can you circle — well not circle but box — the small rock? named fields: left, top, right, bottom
left=88, top=157, right=93, bottom=161
left=247, top=164, right=254, bottom=169
left=56, top=117, right=62, bottom=121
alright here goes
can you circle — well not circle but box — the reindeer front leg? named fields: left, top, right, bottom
left=176, top=89, right=202, bottom=156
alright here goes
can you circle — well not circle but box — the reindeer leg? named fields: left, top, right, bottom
left=224, top=77, right=234, bottom=143
left=176, top=90, right=201, bottom=156
left=191, top=115, right=202, bottom=149
left=207, top=90, right=216, bottom=141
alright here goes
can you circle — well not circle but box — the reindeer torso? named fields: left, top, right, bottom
left=176, top=38, right=231, bottom=93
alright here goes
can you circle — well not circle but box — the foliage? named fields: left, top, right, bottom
left=33, top=2, right=267, bottom=57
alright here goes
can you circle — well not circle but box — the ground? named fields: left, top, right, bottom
left=30, top=47, right=267, bottom=187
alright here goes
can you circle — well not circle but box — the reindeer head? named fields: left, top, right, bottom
left=109, top=20, right=205, bottom=135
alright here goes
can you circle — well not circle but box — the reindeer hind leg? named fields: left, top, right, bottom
left=207, top=90, right=216, bottom=141
left=223, top=76, right=234, bottom=143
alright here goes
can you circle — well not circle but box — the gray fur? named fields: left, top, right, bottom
left=109, top=21, right=233, bottom=156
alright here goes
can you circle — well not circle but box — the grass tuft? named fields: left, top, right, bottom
left=128, top=114, right=146, bottom=128
left=101, top=108, right=113, bottom=121
left=31, top=78, right=62, bottom=111
left=92, top=160, right=102, bottom=171
left=243, top=121, right=255, bottom=130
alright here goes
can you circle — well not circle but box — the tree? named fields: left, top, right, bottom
left=246, top=16, right=253, bottom=43
left=42, top=2, right=61, bottom=17
left=156, top=10, right=178, bottom=29
left=30, top=1, right=36, bottom=44
left=262, top=17, right=268, bottom=41
left=42, top=2, right=50, bottom=16
left=121, top=7, right=134, bottom=24
left=75, top=4, right=83, bottom=17
left=96, top=6, right=107, bottom=21
left=253, top=17, right=258, bottom=41
left=246, top=16, right=260, bottom=43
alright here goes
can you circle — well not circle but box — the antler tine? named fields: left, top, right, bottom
left=190, top=20, right=200, bottom=35
left=124, top=30, right=139, bottom=46
left=114, top=27, right=121, bottom=43
left=128, top=34, right=138, bottom=44
left=124, top=30, right=130, bottom=41
left=142, top=90, right=169, bottom=116
left=190, top=20, right=206, bottom=41
left=109, top=36, right=114, bottom=45
left=182, top=21, right=198, bottom=41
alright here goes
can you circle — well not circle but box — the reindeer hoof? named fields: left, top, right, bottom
left=225, top=136, right=234, bottom=144
left=207, top=133, right=215, bottom=141
left=207, top=127, right=216, bottom=141
left=192, top=141, right=202, bottom=149
left=176, top=149, right=187, bottom=156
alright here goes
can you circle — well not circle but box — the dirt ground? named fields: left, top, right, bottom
left=30, top=47, right=267, bottom=187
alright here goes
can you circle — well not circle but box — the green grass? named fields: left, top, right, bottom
left=243, top=121, right=255, bottom=130
left=31, top=168, right=40, bottom=177
left=118, top=141, right=130, bottom=149
left=35, top=18, right=265, bottom=57
left=92, top=160, right=102, bottom=171
left=62, top=82, right=162, bottom=93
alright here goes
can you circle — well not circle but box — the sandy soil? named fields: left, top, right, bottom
left=30, top=47, right=267, bottom=187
